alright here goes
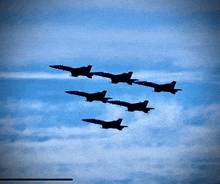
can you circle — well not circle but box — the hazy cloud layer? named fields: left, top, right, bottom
left=1, top=24, right=219, bottom=69
left=0, top=70, right=207, bottom=83
left=0, top=100, right=219, bottom=183
left=0, top=72, right=71, bottom=79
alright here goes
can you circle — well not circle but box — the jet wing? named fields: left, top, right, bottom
left=101, top=122, right=128, bottom=130
left=170, top=88, right=182, bottom=94
left=91, top=91, right=112, bottom=103
left=128, top=79, right=138, bottom=83
left=70, top=65, right=93, bottom=78
left=108, top=100, right=141, bottom=111
left=142, top=107, right=155, bottom=113
left=116, top=125, right=128, bottom=131
left=119, top=125, right=128, bottom=128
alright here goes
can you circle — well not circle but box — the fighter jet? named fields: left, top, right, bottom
left=65, top=90, right=112, bottom=103
left=49, top=65, right=93, bottom=78
left=82, top=118, right=128, bottom=130
left=92, top=71, right=138, bottom=85
left=108, top=100, right=154, bottom=113
left=134, top=81, right=182, bottom=94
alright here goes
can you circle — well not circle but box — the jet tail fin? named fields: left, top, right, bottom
left=170, top=81, right=177, bottom=87
left=116, top=118, right=123, bottom=125
left=87, top=65, right=92, bottom=72
left=101, top=90, right=107, bottom=96
left=143, top=100, right=149, bottom=106
left=128, top=71, right=133, bottom=77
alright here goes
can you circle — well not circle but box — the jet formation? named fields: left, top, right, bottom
left=50, top=64, right=182, bottom=130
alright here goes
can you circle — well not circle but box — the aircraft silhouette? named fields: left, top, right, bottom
left=134, top=81, right=182, bottom=94
left=49, top=65, right=93, bottom=78
left=65, top=90, right=112, bottom=103
left=108, top=100, right=154, bottom=113
left=92, top=71, right=138, bottom=85
left=82, top=118, right=128, bottom=130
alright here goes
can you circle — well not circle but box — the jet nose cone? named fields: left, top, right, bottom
left=49, top=65, right=58, bottom=68
left=49, top=65, right=62, bottom=69
left=65, top=91, right=72, bottom=94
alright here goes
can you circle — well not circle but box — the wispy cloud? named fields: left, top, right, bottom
left=1, top=70, right=218, bottom=85
left=5, top=99, right=57, bottom=112
left=1, top=24, right=219, bottom=69
left=133, top=70, right=205, bottom=83
left=0, top=72, right=70, bottom=79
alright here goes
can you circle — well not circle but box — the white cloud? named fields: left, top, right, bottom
left=0, top=72, right=70, bottom=79
left=184, top=103, right=220, bottom=125
left=1, top=137, right=219, bottom=183
left=1, top=68, right=218, bottom=88
left=21, top=124, right=103, bottom=137
left=0, top=102, right=220, bottom=183
left=0, top=116, right=42, bottom=127
left=5, top=99, right=57, bottom=112
left=0, top=70, right=204, bottom=83
left=203, top=103, right=220, bottom=125
left=133, top=70, right=205, bottom=83
left=181, top=126, right=220, bottom=147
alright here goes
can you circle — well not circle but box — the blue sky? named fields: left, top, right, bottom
left=0, top=0, right=220, bottom=183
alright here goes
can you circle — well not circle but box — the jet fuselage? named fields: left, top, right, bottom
left=49, top=65, right=93, bottom=78
left=134, top=81, right=182, bottom=94
left=65, top=90, right=112, bottom=103
left=92, top=71, right=137, bottom=85
left=108, top=100, right=154, bottom=113
left=82, top=118, right=127, bottom=130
